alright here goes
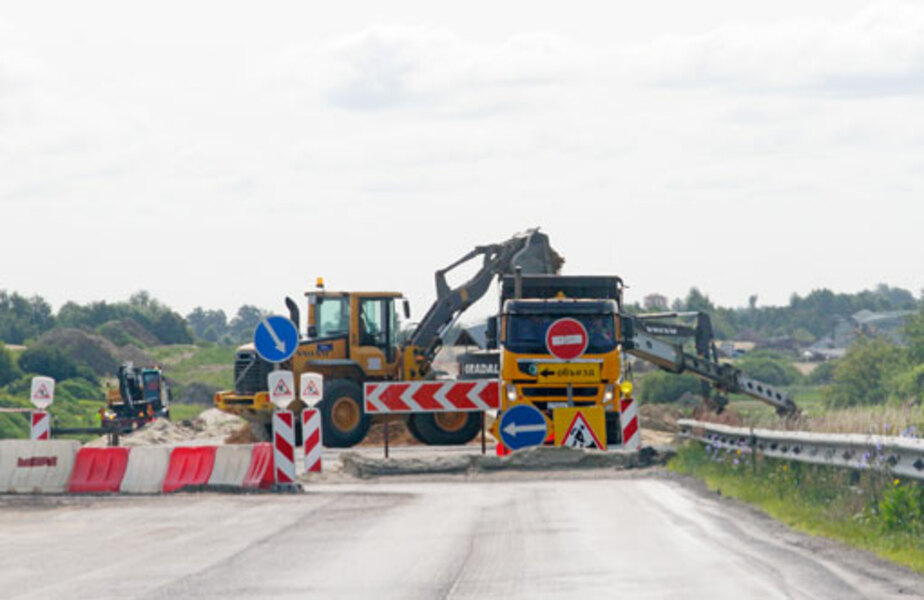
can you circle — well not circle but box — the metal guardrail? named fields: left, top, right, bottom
left=678, top=419, right=924, bottom=481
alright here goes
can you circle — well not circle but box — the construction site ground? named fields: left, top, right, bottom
left=3, top=469, right=923, bottom=599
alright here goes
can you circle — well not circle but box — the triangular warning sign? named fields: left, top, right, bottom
left=562, top=411, right=604, bottom=449
left=35, top=384, right=50, bottom=399
left=273, top=379, right=292, bottom=396
left=305, top=381, right=319, bottom=396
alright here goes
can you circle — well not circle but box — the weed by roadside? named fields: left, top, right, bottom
left=670, top=443, right=924, bottom=573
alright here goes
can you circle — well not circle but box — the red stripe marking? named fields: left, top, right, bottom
left=380, top=383, right=411, bottom=412
left=275, top=435, right=295, bottom=460
left=620, top=397, right=635, bottom=412
left=276, top=467, right=293, bottom=483
left=445, top=382, right=477, bottom=410
left=304, top=428, right=320, bottom=449
left=412, top=383, right=445, bottom=410
left=478, top=382, right=500, bottom=409
left=622, top=417, right=639, bottom=442
left=275, top=412, right=294, bottom=428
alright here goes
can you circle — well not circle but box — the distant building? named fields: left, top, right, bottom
left=643, top=294, right=669, bottom=311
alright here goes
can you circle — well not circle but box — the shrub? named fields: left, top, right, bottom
left=0, top=343, right=20, bottom=387
left=738, top=351, right=802, bottom=386
left=18, top=346, right=79, bottom=381
left=640, top=371, right=702, bottom=403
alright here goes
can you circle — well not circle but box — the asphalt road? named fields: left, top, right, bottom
left=1, top=473, right=922, bottom=599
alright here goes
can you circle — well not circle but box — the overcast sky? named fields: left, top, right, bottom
left=1, top=0, right=922, bottom=323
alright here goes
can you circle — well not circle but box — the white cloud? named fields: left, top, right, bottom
left=626, top=0, right=924, bottom=95
left=303, top=25, right=587, bottom=114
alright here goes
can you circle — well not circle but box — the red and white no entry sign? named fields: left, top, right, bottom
left=545, top=318, right=588, bottom=360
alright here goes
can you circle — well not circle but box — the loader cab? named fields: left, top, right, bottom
left=304, top=291, right=404, bottom=377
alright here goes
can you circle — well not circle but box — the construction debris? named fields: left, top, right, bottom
left=86, top=409, right=244, bottom=447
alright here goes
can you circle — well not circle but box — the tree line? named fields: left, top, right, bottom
left=0, top=289, right=268, bottom=347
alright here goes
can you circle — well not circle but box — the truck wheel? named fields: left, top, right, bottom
left=318, top=380, right=370, bottom=448
left=605, top=412, right=622, bottom=446
left=407, top=412, right=481, bottom=446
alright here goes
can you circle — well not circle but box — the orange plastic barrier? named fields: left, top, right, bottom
left=162, top=446, right=216, bottom=493
left=68, top=447, right=130, bottom=493
left=242, top=443, right=274, bottom=489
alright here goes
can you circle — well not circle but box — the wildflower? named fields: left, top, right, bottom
left=894, top=478, right=901, bottom=486
left=733, top=458, right=740, bottom=466
left=884, top=423, right=891, bottom=432
left=736, top=449, right=742, bottom=456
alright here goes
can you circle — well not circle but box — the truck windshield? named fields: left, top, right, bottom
left=506, top=314, right=616, bottom=355
left=316, top=297, right=350, bottom=337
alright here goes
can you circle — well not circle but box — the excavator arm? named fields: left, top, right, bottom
left=407, top=228, right=562, bottom=374
left=621, top=313, right=798, bottom=416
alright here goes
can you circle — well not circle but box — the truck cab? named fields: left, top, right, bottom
left=496, top=275, right=628, bottom=445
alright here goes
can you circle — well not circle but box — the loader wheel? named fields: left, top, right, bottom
left=407, top=412, right=481, bottom=446
left=318, top=380, right=370, bottom=448
left=605, top=412, right=621, bottom=446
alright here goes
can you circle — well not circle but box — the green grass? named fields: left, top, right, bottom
left=169, top=404, right=205, bottom=422
left=670, top=443, right=924, bottom=573
left=149, top=343, right=236, bottom=390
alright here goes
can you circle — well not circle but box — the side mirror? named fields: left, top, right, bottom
left=403, top=299, right=411, bottom=320
left=619, top=315, right=635, bottom=347
left=485, top=317, right=498, bottom=350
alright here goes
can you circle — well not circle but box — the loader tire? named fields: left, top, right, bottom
left=407, top=412, right=481, bottom=446
left=405, top=414, right=426, bottom=444
left=318, top=380, right=370, bottom=448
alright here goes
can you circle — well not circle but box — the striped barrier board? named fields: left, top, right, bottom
left=273, top=410, right=296, bottom=484
left=620, top=396, right=641, bottom=450
left=364, top=380, right=500, bottom=414
left=30, top=411, right=50, bottom=441
left=302, top=409, right=322, bottom=473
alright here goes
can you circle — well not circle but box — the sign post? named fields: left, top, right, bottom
left=29, top=376, right=54, bottom=441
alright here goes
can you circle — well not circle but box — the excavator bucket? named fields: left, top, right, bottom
left=510, top=230, right=564, bottom=275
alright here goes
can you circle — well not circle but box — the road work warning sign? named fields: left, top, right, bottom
left=554, top=406, right=606, bottom=450
left=268, top=370, right=296, bottom=409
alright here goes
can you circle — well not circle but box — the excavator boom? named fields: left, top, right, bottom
left=621, top=313, right=798, bottom=415
left=409, top=228, right=562, bottom=366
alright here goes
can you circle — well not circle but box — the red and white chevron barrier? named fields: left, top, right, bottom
left=30, top=411, right=50, bottom=441
left=273, top=410, right=296, bottom=484
left=364, top=380, right=500, bottom=414
left=620, top=396, right=641, bottom=450
left=302, top=409, right=322, bottom=473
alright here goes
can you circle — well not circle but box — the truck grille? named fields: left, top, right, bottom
left=521, top=386, right=599, bottom=398
left=234, top=351, right=274, bottom=395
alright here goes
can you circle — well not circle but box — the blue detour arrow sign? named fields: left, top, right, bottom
left=254, top=315, right=299, bottom=363
left=499, top=404, right=548, bottom=451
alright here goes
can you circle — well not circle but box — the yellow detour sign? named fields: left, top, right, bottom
left=553, top=406, right=607, bottom=450
left=536, top=363, right=600, bottom=384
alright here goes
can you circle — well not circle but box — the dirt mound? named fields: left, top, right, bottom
left=339, top=445, right=674, bottom=478
left=34, top=328, right=154, bottom=376
left=86, top=408, right=245, bottom=447
left=97, top=319, right=160, bottom=348
left=360, top=419, right=421, bottom=446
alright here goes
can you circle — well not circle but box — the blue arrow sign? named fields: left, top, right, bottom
left=253, top=315, right=299, bottom=363
left=499, top=404, right=548, bottom=451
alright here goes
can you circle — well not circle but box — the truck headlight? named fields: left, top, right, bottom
left=603, top=384, right=615, bottom=403
left=505, top=384, right=517, bottom=402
